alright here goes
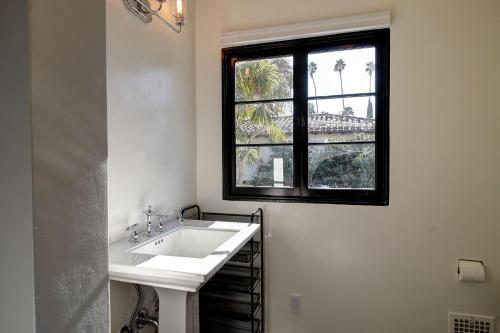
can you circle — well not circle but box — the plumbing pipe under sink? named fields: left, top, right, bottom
left=120, top=284, right=159, bottom=333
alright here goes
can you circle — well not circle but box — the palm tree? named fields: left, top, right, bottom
left=236, top=60, right=287, bottom=101
left=341, top=106, right=354, bottom=116
left=365, top=61, right=375, bottom=118
left=235, top=59, right=290, bottom=185
left=334, top=58, right=346, bottom=111
left=365, top=61, right=375, bottom=93
left=236, top=147, right=261, bottom=187
left=308, top=61, right=319, bottom=114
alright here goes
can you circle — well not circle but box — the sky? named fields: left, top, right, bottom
left=308, top=47, right=376, bottom=118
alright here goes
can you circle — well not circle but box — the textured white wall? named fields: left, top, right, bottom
left=0, top=1, right=36, bottom=332
left=107, top=0, right=197, bottom=330
left=195, top=1, right=500, bottom=332
left=31, top=0, right=109, bottom=331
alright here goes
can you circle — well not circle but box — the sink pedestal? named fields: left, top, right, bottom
left=154, top=287, right=199, bottom=333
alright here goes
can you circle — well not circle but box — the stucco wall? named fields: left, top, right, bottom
left=31, top=0, right=109, bottom=331
left=107, top=0, right=197, bottom=330
left=195, top=0, right=500, bottom=332
left=0, top=1, right=36, bottom=332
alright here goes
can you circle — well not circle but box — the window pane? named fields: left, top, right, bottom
left=308, top=144, right=375, bottom=189
left=308, top=96, right=375, bottom=143
left=236, top=102, right=293, bottom=144
left=236, top=145, right=293, bottom=188
left=308, top=47, right=375, bottom=96
left=235, top=56, right=293, bottom=102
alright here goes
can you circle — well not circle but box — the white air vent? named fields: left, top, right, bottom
left=449, top=312, right=495, bottom=333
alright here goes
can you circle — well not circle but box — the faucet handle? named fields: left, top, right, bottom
left=156, top=214, right=168, bottom=232
left=126, top=223, right=141, bottom=242
left=144, top=205, right=153, bottom=215
left=126, top=223, right=140, bottom=231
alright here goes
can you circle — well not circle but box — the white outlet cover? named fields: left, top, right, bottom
left=290, top=294, right=302, bottom=314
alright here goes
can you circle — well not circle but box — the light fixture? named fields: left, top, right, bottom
left=123, top=0, right=186, bottom=33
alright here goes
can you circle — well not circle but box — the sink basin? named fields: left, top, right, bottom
left=109, top=219, right=260, bottom=333
left=129, top=227, right=238, bottom=259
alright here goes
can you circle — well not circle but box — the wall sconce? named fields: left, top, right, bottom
left=123, top=0, right=186, bottom=33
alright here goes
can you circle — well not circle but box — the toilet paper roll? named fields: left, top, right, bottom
left=458, top=260, right=485, bottom=282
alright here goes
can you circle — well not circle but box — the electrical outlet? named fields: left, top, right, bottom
left=290, top=294, right=302, bottom=314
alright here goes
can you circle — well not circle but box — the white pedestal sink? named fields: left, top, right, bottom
left=109, top=220, right=260, bottom=333
left=130, top=227, right=238, bottom=258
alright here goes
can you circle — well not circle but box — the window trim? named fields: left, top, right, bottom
left=221, top=11, right=391, bottom=47
left=222, top=29, right=390, bottom=205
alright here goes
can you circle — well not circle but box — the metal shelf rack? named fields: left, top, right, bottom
left=181, top=205, right=264, bottom=333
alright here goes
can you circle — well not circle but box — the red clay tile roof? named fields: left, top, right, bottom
left=241, top=114, right=375, bottom=136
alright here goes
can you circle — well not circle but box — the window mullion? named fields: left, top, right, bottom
left=292, top=50, right=309, bottom=196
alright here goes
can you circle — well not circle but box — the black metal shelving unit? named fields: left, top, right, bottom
left=181, top=205, right=264, bottom=333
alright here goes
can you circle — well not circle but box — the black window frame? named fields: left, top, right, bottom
left=222, top=29, right=390, bottom=205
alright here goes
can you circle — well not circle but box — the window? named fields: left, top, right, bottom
left=222, top=29, right=389, bottom=205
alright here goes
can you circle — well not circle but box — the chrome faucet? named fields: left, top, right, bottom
left=160, top=210, right=184, bottom=224
left=126, top=223, right=141, bottom=242
left=152, top=209, right=184, bottom=227
left=142, top=206, right=185, bottom=237
left=143, top=205, right=154, bottom=238
left=156, top=214, right=167, bottom=232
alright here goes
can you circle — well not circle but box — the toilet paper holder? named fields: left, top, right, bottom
left=457, top=258, right=483, bottom=274
left=457, top=258, right=486, bottom=283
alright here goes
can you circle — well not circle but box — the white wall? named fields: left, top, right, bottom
left=31, top=0, right=109, bottom=331
left=107, top=0, right=197, bottom=244
left=107, top=0, right=197, bottom=330
left=0, top=1, right=36, bottom=331
left=195, top=1, right=500, bottom=332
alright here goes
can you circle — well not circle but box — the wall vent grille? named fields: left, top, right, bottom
left=449, top=312, right=495, bottom=333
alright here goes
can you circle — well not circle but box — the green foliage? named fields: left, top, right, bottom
left=365, top=61, right=375, bottom=77
left=237, top=147, right=260, bottom=166
left=236, top=59, right=292, bottom=101
left=235, top=59, right=292, bottom=144
left=341, top=106, right=354, bottom=116
left=236, top=103, right=287, bottom=144
left=334, top=59, right=346, bottom=73
left=249, top=147, right=293, bottom=187
left=236, top=146, right=261, bottom=186
left=308, top=61, right=318, bottom=75
left=310, top=145, right=374, bottom=189
left=366, top=99, right=374, bottom=119
left=235, top=58, right=292, bottom=184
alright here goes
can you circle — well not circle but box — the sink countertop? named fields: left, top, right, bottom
left=109, top=219, right=260, bottom=292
